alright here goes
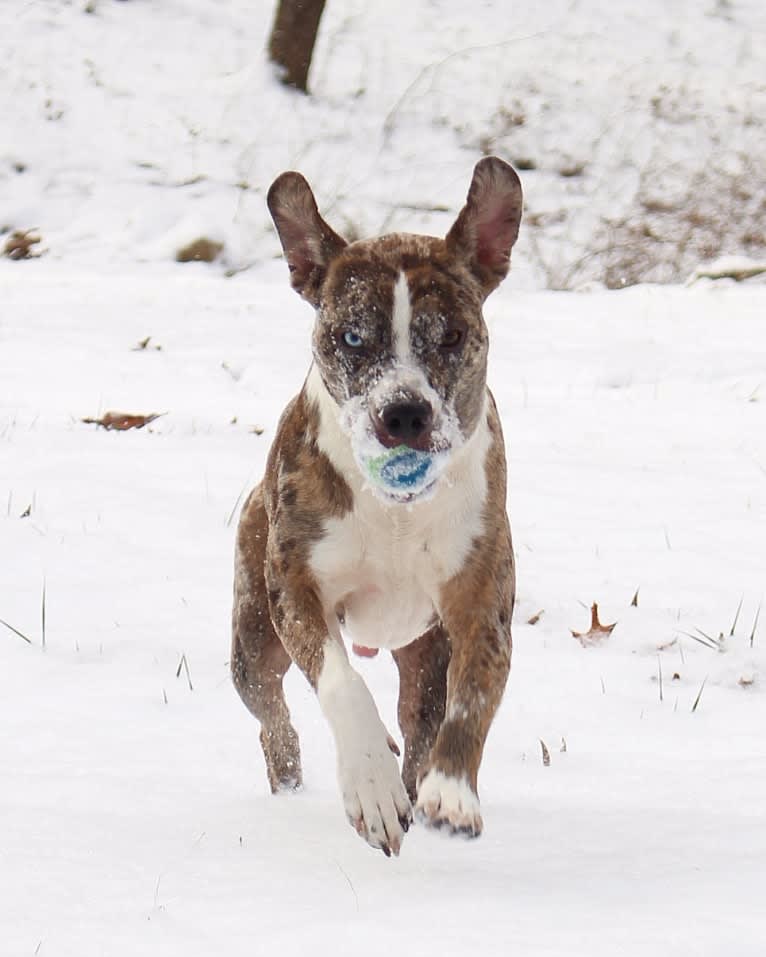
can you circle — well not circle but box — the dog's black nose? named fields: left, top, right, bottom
left=378, top=400, right=433, bottom=449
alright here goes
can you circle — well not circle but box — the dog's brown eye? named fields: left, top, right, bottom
left=440, top=327, right=464, bottom=350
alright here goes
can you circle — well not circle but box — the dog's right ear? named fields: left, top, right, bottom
left=267, top=172, right=348, bottom=307
left=445, top=157, right=523, bottom=298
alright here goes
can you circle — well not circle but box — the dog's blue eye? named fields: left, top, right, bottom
left=342, top=331, right=364, bottom=349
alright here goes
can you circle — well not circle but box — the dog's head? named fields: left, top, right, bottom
left=267, top=158, right=522, bottom=503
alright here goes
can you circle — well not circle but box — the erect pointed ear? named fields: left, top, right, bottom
left=267, top=172, right=348, bottom=307
left=445, top=158, right=523, bottom=298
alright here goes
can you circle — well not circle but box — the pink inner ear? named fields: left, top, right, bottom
left=475, top=206, right=516, bottom=270
left=276, top=218, right=318, bottom=278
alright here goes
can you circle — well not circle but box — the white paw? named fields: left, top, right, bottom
left=338, top=735, right=412, bottom=856
left=416, top=769, right=483, bottom=837
left=317, top=641, right=412, bottom=856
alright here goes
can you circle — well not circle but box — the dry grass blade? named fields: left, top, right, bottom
left=657, top=655, right=663, bottom=702
left=0, top=617, right=32, bottom=643
left=750, top=602, right=761, bottom=649
left=730, top=595, right=744, bottom=636
left=680, top=629, right=718, bottom=651
left=132, top=336, right=162, bottom=352
left=41, top=579, right=46, bottom=650
left=176, top=653, right=194, bottom=691
left=82, top=411, right=164, bottom=431
left=691, top=676, right=708, bottom=713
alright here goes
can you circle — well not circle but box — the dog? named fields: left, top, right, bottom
left=232, top=157, right=522, bottom=857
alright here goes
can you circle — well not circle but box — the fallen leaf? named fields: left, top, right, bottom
left=527, top=609, right=544, bottom=626
left=82, top=411, right=164, bottom=431
left=631, top=587, right=640, bottom=607
left=176, top=237, right=223, bottom=263
left=571, top=602, right=617, bottom=646
left=3, top=229, right=42, bottom=260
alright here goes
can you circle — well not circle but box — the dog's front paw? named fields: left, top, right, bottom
left=415, top=769, right=483, bottom=837
left=339, top=742, right=413, bottom=857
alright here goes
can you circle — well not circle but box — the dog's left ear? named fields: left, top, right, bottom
left=267, top=172, right=348, bottom=307
left=446, top=157, right=523, bottom=298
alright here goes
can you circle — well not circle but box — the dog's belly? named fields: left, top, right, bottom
left=338, top=581, right=435, bottom=651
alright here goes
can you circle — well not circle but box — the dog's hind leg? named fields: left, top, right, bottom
left=232, top=486, right=302, bottom=792
left=392, top=623, right=451, bottom=802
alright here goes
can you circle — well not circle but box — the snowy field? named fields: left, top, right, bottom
left=3, top=1, right=766, bottom=955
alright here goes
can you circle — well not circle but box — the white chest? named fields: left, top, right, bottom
left=309, top=443, right=489, bottom=652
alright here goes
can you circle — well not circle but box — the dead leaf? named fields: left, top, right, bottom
left=571, top=602, right=617, bottom=646
left=176, top=237, right=223, bottom=263
left=540, top=739, right=551, bottom=767
left=3, top=229, right=42, bottom=260
left=631, top=587, right=640, bottom=607
left=527, top=609, right=544, bottom=626
left=82, top=411, right=164, bottom=431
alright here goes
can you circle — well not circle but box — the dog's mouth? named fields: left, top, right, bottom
left=340, top=398, right=460, bottom=504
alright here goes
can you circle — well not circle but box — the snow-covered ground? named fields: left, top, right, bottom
left=3, top=2, right=766, bottom=955
left=3, top=267, right=765, bottom=955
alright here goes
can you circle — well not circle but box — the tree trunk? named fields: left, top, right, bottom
left=268, top=0, right=327, bottom=95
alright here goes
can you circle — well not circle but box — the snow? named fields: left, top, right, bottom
left=3, top=2, right=766, bottom=955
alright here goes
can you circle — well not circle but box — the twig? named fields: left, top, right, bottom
left=687, top=261, right=766, bottom=284
left=382, top=33, right=543, bottom=144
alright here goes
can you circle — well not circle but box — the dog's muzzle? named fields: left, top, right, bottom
left=340, top=377, right=460, bottom=504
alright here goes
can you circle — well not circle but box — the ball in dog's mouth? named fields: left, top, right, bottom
left=363, top=445, right=439, bottom=502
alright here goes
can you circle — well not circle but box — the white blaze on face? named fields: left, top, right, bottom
left=392, top=272, right=413, bottom=364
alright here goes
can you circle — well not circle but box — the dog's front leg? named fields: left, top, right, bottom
left=266, top=577, right=412, bottom=856
left=416, top=543, right=514, bottom=837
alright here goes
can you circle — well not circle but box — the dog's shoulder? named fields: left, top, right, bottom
left=263, top=387, right=354, bottom=530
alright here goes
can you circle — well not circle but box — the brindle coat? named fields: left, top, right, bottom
left=232, top=157, right=522, bottom=855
